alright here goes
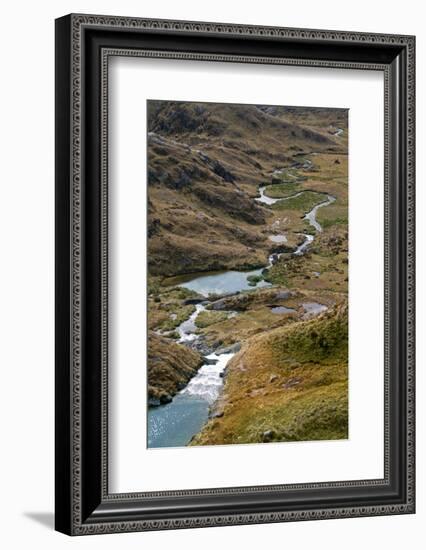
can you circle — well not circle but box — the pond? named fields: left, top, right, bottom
left=175, top=268, right=271, bottom=297
left=270, top=305, right=296, bottom=314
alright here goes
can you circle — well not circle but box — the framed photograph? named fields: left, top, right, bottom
left=55, top=14, right=415, bottom=535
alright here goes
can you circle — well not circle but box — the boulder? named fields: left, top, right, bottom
left=208, top=297, right=229, bottom=311
left=203, top=357, right=219, bottom=365
left=148, top=397, right=161, bottom=407
left=283, top=377, right=301, bottom=389
left=216, top=342, right=241, bottom=355
left=183, top=297, right=205, bottom=305
left=261, top=430, right=275, bottom=442
left=275, top=290, right=292, bottom=300
left=160, top=394, right=173, bottom=405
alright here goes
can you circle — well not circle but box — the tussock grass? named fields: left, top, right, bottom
left=195, top=310, right=229, bottom=328
left=191, top=303, right=348, bottom=445
left=148, top=285, right=200, bottom=331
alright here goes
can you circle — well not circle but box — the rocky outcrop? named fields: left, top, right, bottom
left=208, top=288, right=297, bottom=312
left=215, top=342, right=241, bottom=355
left=148, top=333, right=204, bottom=406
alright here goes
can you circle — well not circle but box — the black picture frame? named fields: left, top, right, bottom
left=55, top=13, right=415, bottom=535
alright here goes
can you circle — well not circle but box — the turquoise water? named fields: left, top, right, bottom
left=148, top=394, right=209, bottom=448
left=177, top=268, right=271, bottom=297
left=148, top=352, right=235, bottom=448
left=270, top=305, right=296, bottom=314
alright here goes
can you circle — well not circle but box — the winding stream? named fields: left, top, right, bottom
left=177, top=304, right=206, bottom=342
left=148, top=176, right=335, bottom=448
left=256, top=186, right=335, bottom=254
left=304, top=195, right=336, bottom=232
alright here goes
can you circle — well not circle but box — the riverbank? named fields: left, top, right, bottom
left=147, top=332, right=204, bottom=406
left=191, top=302, right=348, bottom=446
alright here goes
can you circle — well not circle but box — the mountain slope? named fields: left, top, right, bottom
left=147, top=101, right=347, bottom=276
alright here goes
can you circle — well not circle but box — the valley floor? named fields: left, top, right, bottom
left=148, top=151, right=349, bottom=448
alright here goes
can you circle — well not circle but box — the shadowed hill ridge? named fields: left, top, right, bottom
left=147, top=101, right=347, bottom=276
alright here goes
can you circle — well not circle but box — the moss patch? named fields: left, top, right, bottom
left=265, top=182, right=302, bottom=198
left=272, top=191, right=327, bottom=212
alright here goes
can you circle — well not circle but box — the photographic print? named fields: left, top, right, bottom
left=147, top=100, right=349, bottom=449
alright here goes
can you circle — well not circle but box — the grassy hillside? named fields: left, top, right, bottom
left=191, top=303, right=348, bottom=445
left=147, top=101, right=347, bottom=276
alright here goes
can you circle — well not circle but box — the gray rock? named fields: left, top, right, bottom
left=184, top=297, right=205, bottom=305
left=148, top=398, right=161, bottom=407
left=208, top=297, right=229, bottom=311
left=269, top=253, right=279, bottom=265
left=275, top=290, right=292, bottom=300
left=261, top=430, right=275, bottom=442
left=211, top=411, right=224, bottom=419
left=189, top=336, right=215, bottom=356
left=283, top=377, right=301, bottom=389
left=216, top=342, right=241, bottom=355
left=159, top=394, right=172, bottom=405
left=269, top=374, right=278, bottom=383
left=203, top=357, right=219, bottom=365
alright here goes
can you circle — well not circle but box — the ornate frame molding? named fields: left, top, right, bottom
left=55, top=13, right=415, bottom=535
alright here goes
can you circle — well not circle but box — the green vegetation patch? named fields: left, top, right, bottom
left=319, top=216, right=348, bottom=229
left=195, top=310, right=229, bottom=329
left=270, top=304, right=348, bottom=365
left=263, top=181, right=302, bottom=198
left=303, top=220, right=317, bottom=235
left=272, top=191, right=327, bottom=212
left=148, top=285, right=203, bottom=332
left=272, top=167, right=306, bottom=184
left=151, top=303, right=196, bottom=332
left=246, top=274, right=264, bottom=286
left=265, top=255, right=299, bottom=287
left=260, top=382, right=347, bottom=442
left=205, top=381, right=348, bottom=444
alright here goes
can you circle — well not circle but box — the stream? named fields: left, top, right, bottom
left=148, top=180, right=335, bottom=448
left=148, top=352, right=235, bottom=448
